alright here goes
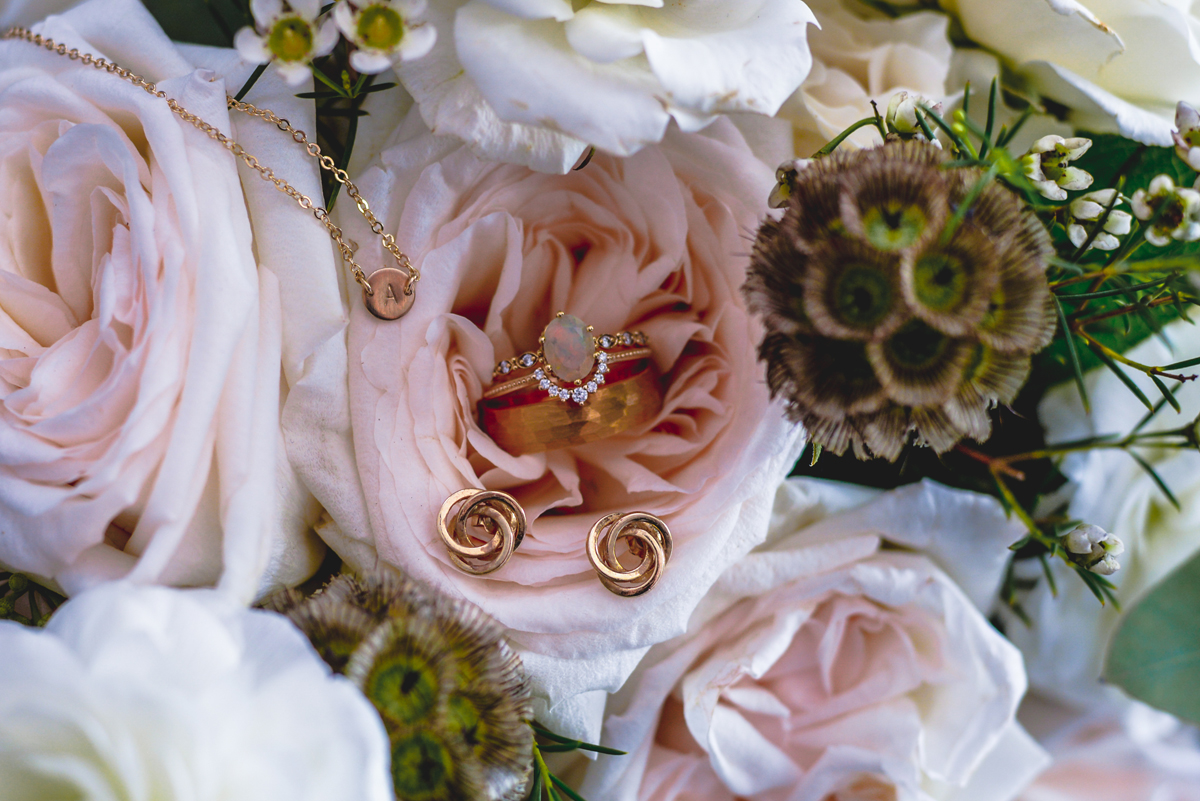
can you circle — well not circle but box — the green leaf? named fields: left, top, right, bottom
left=550, top=775, right=588, bottom=801
left=1128, top=451, right=1182, bottom=511
left=1055, top=298, right=1090, bottom=412
left=1086, top=342, right=1153, bottom=411
left=1151, top=374, right=1183, bottom=412
left=1104, top=550, right=1200, bottom=725
left=140, top=0, right=247, bottom=47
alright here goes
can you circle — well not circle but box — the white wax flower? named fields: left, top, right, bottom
left=943, top=0, right=1200, bottom=146
left=333, top=0, right=436, bottom=73
left=1022, top=135, right=1094, bottom=201
left=1130, top=176, right=1200, bottom=247
left=234, top=0, right=340, bottom=86
left=1175, top=102, right=1200, bottom=173
left=1016, top=319, right=1200, bottom=709
left=1067, top=189, right=1132, bottom=251
left=0, top=583, right=392, bottom=801
left=391, top=0, right=818, bottom=173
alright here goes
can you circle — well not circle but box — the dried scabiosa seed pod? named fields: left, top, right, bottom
left=270, top=568, right=533, bottom=801
left=745, top=141, right=1054, bottom=461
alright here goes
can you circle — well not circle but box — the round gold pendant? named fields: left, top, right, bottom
left=364, top=267, right=415, bottom=320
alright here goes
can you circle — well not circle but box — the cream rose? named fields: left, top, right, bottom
left=0, top=582, right=392, bottom=800
left=580, top=478, right=1046, bottom=801
left=1012, top=318, right=1200, bottom=706
left=1018, top=694, right=1200, bottom=801
left=283, top=109, right=805, bottom=739
left=0, top=0, right=333, bottom=601
left=778, top=0, right=961, bottom=155
left=942, top=0, right=1200, bottom=145
left=392, top=0, right=817, bottom=173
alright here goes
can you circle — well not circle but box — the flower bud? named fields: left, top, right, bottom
left=1099, top=534, right=1125, bottom=556
left=886, top=92, right=942, bottom=146
left=1065, top=523, right=1104, bottom=554
left=1131, top=175, right=1200, bottom=246
left=1090, top=554, right=1120, bottom=575
left=1174, top=101, right=1200, bottom=172
left=6, top=573, right=28, bottom=593
left=768, top=158, right=813, bottom=209
left=1022, top=136, right=1094, bottom=201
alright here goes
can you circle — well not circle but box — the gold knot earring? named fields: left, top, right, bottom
left=437, top=489, right=527, bottom=575
left=586, top=512, right=672, bottom=597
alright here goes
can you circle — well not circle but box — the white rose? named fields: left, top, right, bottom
left=0, top=0, right=337, bottom=600
left=581, top=477, right=1046, bottom=801
left=942, top=0, right=1200, bottom=145
left=1014, top=318, right=1200, bottom=705
left=0, top=582, right=392, bottom=800
left=779, top=0, right=961, bottom=155
left=392, top=0, right=817, bottom=173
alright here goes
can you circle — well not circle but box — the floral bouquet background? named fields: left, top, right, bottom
left=1, top=0, right=1200, bottom=798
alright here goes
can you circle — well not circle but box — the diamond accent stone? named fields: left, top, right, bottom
left=594, top=374, right=605, bottom=384
left=620, top=332, right=633, bottom=346
left=597, top=362, right=608, bottom=374
left=519, top=352, right=537, bottom=368
left=499, top=360, right=511, bottom=374
left=539, top=379, right=551, bottom=390
left=572, top=387, right=589, bottom=403
left=598, top=334, right=615, bottom=348
left=534, top=368, right=545, bottom=379
left=543, top=314, right=595, bottom=383
left=586, top=381, right=598, bottom=393
left=558, top=388, right=570, bottom=401
left=597, top=351, right=608, bottom=363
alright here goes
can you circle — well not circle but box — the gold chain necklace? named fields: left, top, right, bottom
left=4, top=27, right=417, bottom=320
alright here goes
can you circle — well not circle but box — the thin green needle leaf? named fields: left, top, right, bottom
left=536, top=743, right=582, bottom=753
left=1162, top=355, right=1200, bottom=370
left=550, top=775, right=589, bottom=801
left=528, top=763, right=543, bottom=800
left=233, top=62, right=268, bottom=102
left=1151, top=374, right=1182, bottom=412
left=1060, top=275, right=1178, bottom=301
left=1078, top=569, right=1108, bottom=606
left=1129, top=451, right=1182, bottom=511
left=1055, top=298, right=1090, bottom=412
left=1039, top=552, right=1059, bottom=597
left=982, top=77, right=998, bottom=156
left=1087, top=342, right=1153, bottom=411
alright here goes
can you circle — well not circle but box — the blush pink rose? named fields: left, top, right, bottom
left=0, top=0, right=329, bottom=600
left=1018, top=697, right=1200, bottom=801
left=287, top=109, right=804, bottom=735
left=581, top=478, right=1045, bottom=801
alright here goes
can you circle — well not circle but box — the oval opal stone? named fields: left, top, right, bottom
left=543, top=314, right=595, bottom=383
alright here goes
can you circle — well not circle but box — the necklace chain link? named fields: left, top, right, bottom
left=3, top=27, right=417, bottom=298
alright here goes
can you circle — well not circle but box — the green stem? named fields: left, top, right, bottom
left=811, top=117, right=884, bottom=158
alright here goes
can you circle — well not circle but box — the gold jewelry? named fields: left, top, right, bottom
left=5, top=27, right=417, bottom=321
left=483, top=347, right=652, bottom=400
left=491, top=312, right=648, bottom=406
left=437, top=489, right=526, bottom=575
left=478, top=358, right=662, bottom=455
left=586, top=512, right=672, bottom=597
